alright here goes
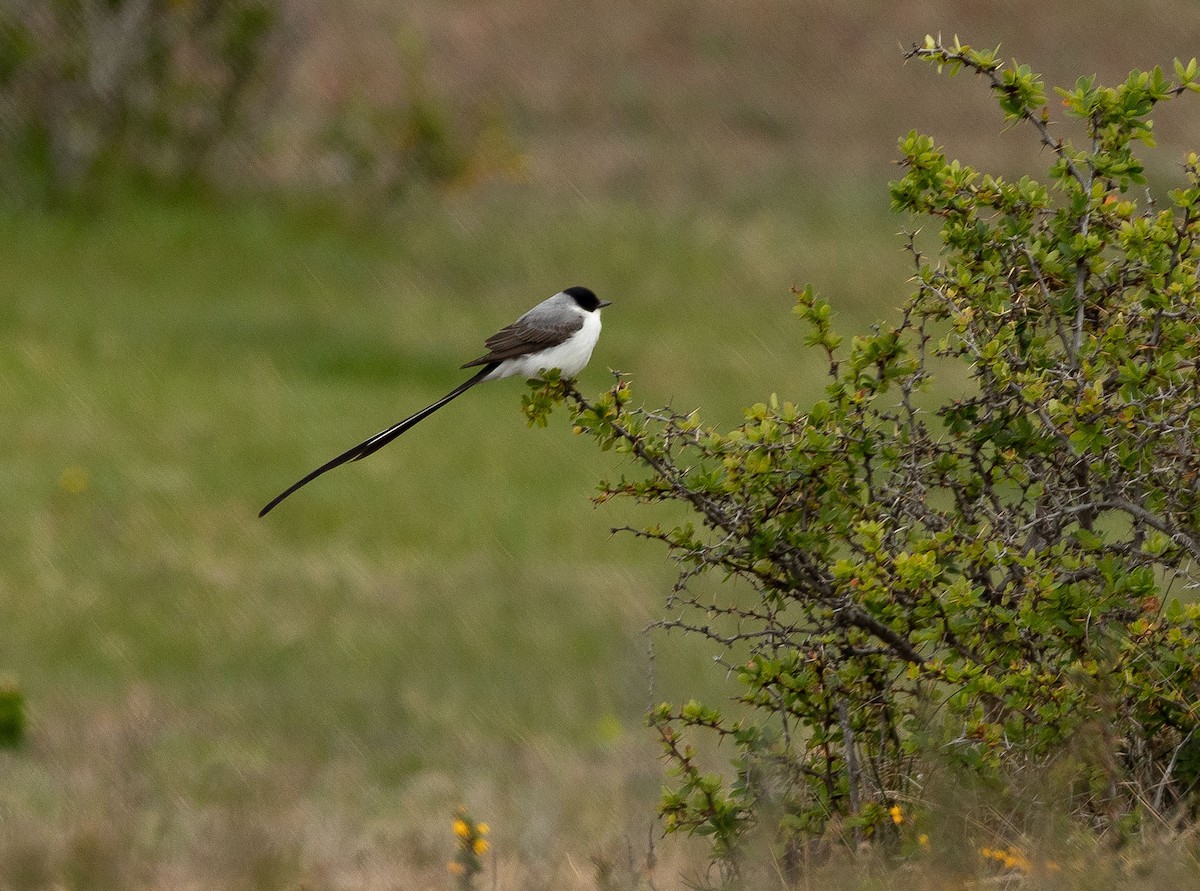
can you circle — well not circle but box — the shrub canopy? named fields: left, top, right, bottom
left=528, top=37, right=1200, bottom=872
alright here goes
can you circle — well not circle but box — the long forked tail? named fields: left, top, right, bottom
left=259, top=364, right=496, bottom=517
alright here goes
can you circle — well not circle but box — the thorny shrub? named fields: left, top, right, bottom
left=527, top=37, right=1200, bottom=879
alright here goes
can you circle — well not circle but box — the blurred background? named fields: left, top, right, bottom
left=3, top=1, right=1200, bottom=888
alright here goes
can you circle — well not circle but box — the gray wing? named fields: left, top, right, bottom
left=462, top=296, right=584, bottom=367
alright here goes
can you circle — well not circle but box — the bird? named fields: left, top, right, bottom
left=259, top=285, right=610, bottom=516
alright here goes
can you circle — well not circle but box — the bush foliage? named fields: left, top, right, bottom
left=0, top=1, right=491, bottom=206
left=529, top=37, right=1200, bottom=875
left=0, top=0, right=283, bottom=202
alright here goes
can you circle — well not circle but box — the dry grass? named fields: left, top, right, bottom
left=9, top=690, right=1200, bottom=891
left=1, top=688, right=700, bottom=890
left=320, top=0, right=1200, bottom=200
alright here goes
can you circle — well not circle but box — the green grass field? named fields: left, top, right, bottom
left=0, top=182, right=923, bottom=888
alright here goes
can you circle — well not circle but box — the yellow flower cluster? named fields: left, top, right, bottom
left=980, top=845, right=1030, bottom=873
left=453, top=816, right=489, bottom=842
left=448, top=808, right=491, bottom=883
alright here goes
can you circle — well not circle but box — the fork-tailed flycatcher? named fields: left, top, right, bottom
left=259, top=285, right=610, bottom=516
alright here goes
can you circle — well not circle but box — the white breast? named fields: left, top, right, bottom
left=487, top=309, right=602, bottom=381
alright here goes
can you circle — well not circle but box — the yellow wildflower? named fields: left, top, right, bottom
left=918, top=833, right=930, bottom=849
left=477, top=822, right=489, bottom=836
left=1003, top=849, right=1030, bottom=872
left=448, top=861, right=465, bottom=876
left=889, top=804, right=904, bottom=825
left=980, top=846, right=1029, bottom=873
left=473, top=838, right=489, bottom=855
left=453, top=819, right=470, bottom=839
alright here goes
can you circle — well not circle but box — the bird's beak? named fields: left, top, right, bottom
left=598, top=300, right=612, bottom=308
